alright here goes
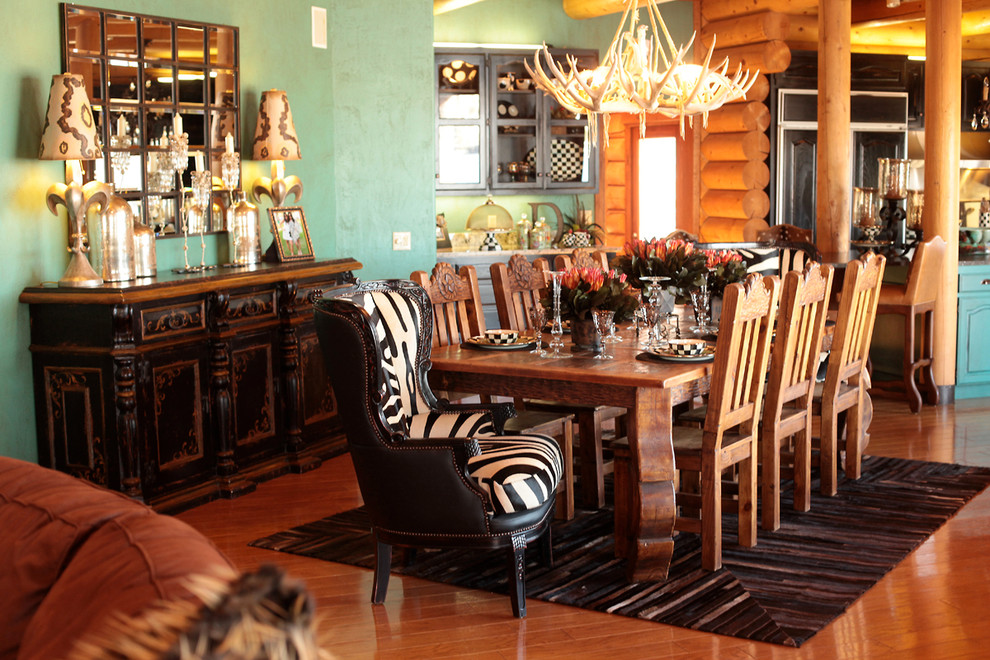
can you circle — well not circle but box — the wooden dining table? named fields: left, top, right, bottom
left=428, top=328, right=712, bottom=582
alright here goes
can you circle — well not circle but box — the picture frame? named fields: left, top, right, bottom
left=267, top=206, right=314, bottom=262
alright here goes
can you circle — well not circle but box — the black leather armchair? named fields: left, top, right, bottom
left=313, top=279, right=562, bottom=617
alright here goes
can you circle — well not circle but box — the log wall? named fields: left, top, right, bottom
left=697, top=1, right=826, bottom=241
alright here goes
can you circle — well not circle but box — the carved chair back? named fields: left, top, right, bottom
left=410, top=262, right=485, bottom=347
left=490, top=254, right=552, bottom=332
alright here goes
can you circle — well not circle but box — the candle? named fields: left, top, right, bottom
left=116, top=115, right=128, bottom=137
left=173, top=113, right=183, bottom=136
left=160, top=129, right=168, bottom=147
left=225, top=132, right=234, bottom=155
left=194, top=152, right=205, bottom=172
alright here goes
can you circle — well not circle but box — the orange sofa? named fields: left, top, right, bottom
left=0, top=457, right=234, bottom=659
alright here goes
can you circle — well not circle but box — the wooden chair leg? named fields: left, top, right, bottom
left=738, top=449, right=757, bottom=548
left=903, top=310, right=922, bottom=414
left=372, top=540, right=392, bottom=605
left=793, top=417, right=812, bottom=513
left=760, top=425, right=781, bottom=532
left=539, top=525, right=554, bottom=568
left=820, top=403, right=839, bottom=497
left=844, top=396, right=864, bottom=480
left=562, top=422, right=574, bottom=520
left=921, top=309, right=939, bottom=406
left=613, top=441, right=631, bottom=559
left=577, top=410, right=606, bottom=509
left=701, top=455, right=722, bottom=572
left=508, top=537, right=527, bottom=618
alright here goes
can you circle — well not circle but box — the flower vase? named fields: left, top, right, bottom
left=571, top=318, right=603, bottom=353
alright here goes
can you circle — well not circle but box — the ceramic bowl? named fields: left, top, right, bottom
left=484, top=329, right=520, bottom=345
left=514, top=78, right=533, bottom=91
left=667, top=339, right=707, bottom=356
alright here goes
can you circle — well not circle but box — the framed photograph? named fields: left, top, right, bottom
left=267, top=206, right=314, bottom=262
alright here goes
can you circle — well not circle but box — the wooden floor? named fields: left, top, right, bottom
left=177, top=397, right=990, bottom=659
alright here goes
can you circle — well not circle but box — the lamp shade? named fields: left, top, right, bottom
left=39, top=73, right=102, bottom=161
left=252, top=90, right=301, bottom=161
left=466, top=196, right=513, bottom=232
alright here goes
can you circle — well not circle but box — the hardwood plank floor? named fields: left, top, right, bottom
left=177, top=397, right=990, bottom=659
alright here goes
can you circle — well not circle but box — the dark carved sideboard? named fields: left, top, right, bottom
left=20, top=258, right=361, bottom=512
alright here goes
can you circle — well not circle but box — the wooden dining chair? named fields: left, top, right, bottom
left=619, top=273, right=780, bottom=571
left=873, top=236, right=947, bottom=413
left=814, top=251, right=886, bottom=496
left=553, top=249, right=609, bottom=272
left=490, top=254, right=625, bottom=510
left=758, top=223, right=813, bottom=244
left=410, top=261, right=577, bottom=518
left=761, top=261, right=834, bottom=531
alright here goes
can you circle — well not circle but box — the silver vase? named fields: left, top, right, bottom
left=98, top=193, right=136, bottom=282
left=226, top=191, right=262, bottom=265
left=133, top=219, right=157, bottom=278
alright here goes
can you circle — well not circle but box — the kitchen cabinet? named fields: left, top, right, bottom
left=19, top=258, right=361, bottom=512
left=436, top=47, right=598, bottom=195
left=957, top=261, right=990, bottom=399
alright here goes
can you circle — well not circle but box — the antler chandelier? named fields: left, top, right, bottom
left=526, top=0, right=756, bottom=145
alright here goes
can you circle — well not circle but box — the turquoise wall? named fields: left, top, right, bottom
left=0, top=0, right=435, bottom=461
left=434, top=0, right=694, bottom=233
left=0, top=0, right=693, bottom=461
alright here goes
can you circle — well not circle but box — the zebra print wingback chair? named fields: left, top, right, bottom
left=313, top=279, right=562, bottom=618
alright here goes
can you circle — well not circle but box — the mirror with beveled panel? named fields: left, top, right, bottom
left=62, top=4, right=240, bottom=236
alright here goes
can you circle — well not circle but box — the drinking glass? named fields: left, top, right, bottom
left=690, top=281, right=718, bottom=335
left=528, top=303, right=547, bottom=356
left=546, top=271, right=571, bottom=359
left=592, top=309, right=614, bottom=360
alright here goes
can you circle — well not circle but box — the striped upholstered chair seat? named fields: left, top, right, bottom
left=352, top=285, right=561, bottom=515
left=314, top=279, right=562, bottom=617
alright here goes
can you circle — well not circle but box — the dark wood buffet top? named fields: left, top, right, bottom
left=20, top=258, right=363, bottom=305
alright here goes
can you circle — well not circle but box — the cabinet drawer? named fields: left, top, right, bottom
left=959, top=266, right=990, bottom=292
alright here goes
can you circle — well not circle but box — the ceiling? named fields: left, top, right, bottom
left=434, top=0, right=990, bottom=61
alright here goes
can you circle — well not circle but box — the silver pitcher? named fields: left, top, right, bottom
left=226, top=190, right=262, bottom=265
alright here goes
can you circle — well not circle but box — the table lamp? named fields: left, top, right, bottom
left=39, top=73, right=110, bottom=287
left=251, top=90, right=302, bottom=207
left=466, top=196, right=513, bottom=250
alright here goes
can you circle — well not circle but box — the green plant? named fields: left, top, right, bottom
left=610, top=237, right=708, bottom=302
left=559, top=196, right=605, bottom=246
left=704, top=249, right=748, bottom=297
left=544, top=267, right=639, bottom=322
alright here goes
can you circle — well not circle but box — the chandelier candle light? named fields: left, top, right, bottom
left=526, top=0, right=756, bottom=144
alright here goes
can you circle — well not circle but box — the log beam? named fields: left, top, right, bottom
left=700, top=11, right=790, bottom=49
left=712, top=40, right=792, bottom=75
left=700, top=131, right=770, bottom=161
left=924, top=0, right=961, bottom=391
left=701, top=160, right=770, bottom=190
left=701, top=0, right=817, bottom=23
left=816, top=0, right=852, bottom=256
left=704, top=101, right=771, bottom=133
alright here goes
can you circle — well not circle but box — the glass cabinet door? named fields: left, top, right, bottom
left=490, top=55, right=538, bottom=189
left=436, top=53, right=486, bottom=190
left=541, top=51, right=597, bottom=191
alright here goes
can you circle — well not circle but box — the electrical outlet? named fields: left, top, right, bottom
left=392, top=231, right=411, bottom=251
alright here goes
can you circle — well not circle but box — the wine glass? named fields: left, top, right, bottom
left=639, top=276, right=669, bottom=349
left=528, top=303, right=546, bottom=356
left=592, top=309, right=614, bottom=360
left=547, top=271, right=572, bottom=359
left=690, top=280, right=718, bottom=335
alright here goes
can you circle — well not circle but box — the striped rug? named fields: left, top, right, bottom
left=249, top=456, right=990, bottom=647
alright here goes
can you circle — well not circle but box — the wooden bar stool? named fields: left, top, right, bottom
left=873, top=236, right=947, bottom=413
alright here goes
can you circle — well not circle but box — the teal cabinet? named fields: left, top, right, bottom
left=957, top=262, right=990, bottom=399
